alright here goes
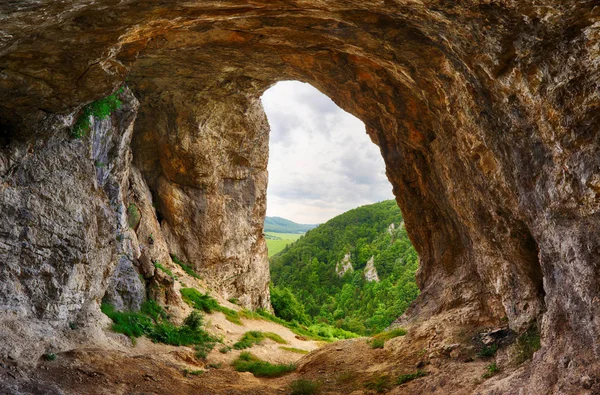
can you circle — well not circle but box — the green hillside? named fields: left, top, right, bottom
left=269, top=200, right=419, bottom=335
left=264, top=216, right=318, bottom=234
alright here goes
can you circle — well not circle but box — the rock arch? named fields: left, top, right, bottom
left=0, top=1, right=599, bottom=392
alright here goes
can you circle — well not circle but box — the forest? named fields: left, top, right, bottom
left=269, top=200, right=420, bottom=335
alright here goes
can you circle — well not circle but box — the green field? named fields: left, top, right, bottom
left=265, top=232, right=303, bottom=257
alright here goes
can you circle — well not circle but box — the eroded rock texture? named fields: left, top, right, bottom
left=0, top=1, right=599, bottom=393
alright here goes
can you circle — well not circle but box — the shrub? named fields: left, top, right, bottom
left=126, top=204, right=140, bottom=229
left=370, top=338, right=385, bottom=349
left=43, top=353, right=57, bottom=361
left=477, top=344, right=498, bottom=358
left=289, top=379, right=320, bottom=395
left=515, top=325, right=541, bottom=364
left=482, top=362, right=499, bottom=379
left=397, top=370, right=428, bottom=385
left=171, top=254, right=201, bottom=279
left=270, top=286, right=311, bottom=325
left=233, top=352, right=296, bottom=377
left=219, top=346, right=232, bottom=353
left=364, top=375, right=390, bottom=393
left=71, top=88, right=123, bottom=138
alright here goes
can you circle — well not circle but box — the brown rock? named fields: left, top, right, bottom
left=0, top=1, right=599, bottom=393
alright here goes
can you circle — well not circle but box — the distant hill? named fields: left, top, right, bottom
left=269, top=200, right=419, bottom=335
left=264, top=216, right=318, bottom=234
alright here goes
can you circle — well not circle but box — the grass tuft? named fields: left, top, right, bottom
left=515, top=325, right=541, bottom=364
left=289, top=379, right=320, bottom=395
left=373, top=328, right=407, bottom=341
left=364, top=375, right=390, bottom=393
left=233, top=352, right=296, bottom=377
left=280, top=346, right=309, bottom=354
left=233, top=331, right=287, bottom=350
left=397, top=370, right=428, bottom=385
left=482, top=362, right=499, bottom=379
left=477, top=344, right=498, bottom=358
left=154, top=262, right=175, bottom=279
left=369, top=338, right=385, bottom=349
left=126, top=203, right=140, bottom=230
left=171, top=254, right=201, bottom=279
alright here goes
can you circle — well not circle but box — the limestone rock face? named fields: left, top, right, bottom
left=335, top=253, right=354, bottom=277
left=0, top=87, right=139, bottom=361
left=363, top=256, right=380, bottom=283
left=0, top=1, right=599, bottom=392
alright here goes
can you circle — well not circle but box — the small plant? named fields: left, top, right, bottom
left=235, top=331, right=264, bottom=345
left=233, top=330, right=287, bottom=350
left=364, top=375, right=390, bottom=393
left=171, top=254, right=201, bottom=279
left=477, top=344, right=498, bottom=358
left=71, top=88, right=124, bottom=138
left=482, top=362, right=499, bottom=379
left=280, top=346, right=309, bottom=354
left=369, top=338, right=385, bottom=349
left=43, top=353, right=57, bottom=361
left=94, top=160, right=106, bottom=168
left=336, top=370, right=357, bottom=385
left=219, top=345, right=232, bottom=353
left=514, top=325, right=541, bottom=365
left=126, top=204, right=141, bottom=229
left=228, top=297, right=240, bottom=305
left=289, top=379, right=320, bottom=395
left=373, top=328, right=407, bottom=341
left=232, top=352, right=296, bottom=377
left=397, top=370, right=428, bottom=385
left=182, top=369, right=203, bottom=376
left=154, top=262, right=175, bottom=279
left=208, top=362, right=222, bottom=369
left=69, top=322, right=79, bottom=330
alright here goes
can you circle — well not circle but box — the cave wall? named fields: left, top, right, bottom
left=0, top=1, right=599, bottom=392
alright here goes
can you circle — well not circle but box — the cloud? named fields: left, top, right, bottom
left=261, top=81, right=394, bottom=224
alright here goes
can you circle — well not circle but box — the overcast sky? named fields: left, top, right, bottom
left=261, top=81, right=394, bottom=224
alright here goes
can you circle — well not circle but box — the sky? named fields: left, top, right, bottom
left=261, top=81, right=394, bottom=224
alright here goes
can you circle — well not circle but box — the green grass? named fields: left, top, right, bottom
left=364, top=375, right=390, bottom=393
left=171, top=254, right=201, bottom=279
left=280, top=346, right=309, bottom=354
left=265, top=232, right=303, bottom=257
left=477, top=344, right=498, bottom=358
left=72, top=87, right=124, bottom=138
left=180, top=287, right=243, bottom=325
left=515, top=325, right=541, bottom=364
left=180, top=288, right=220, bottom=313
left=101, top=301, right=216, bottom=354
left=369, top=338, right=385, bottom=349
left=397, top=370, right=428, bottom=385
left=126, top=203, right=140, bottom=229
left=482, top=362, right=499, bottom=379
left=240, top=308, right=359, bottom=342
left=233, top=331, right=287, bottom=350
left=289, top=379, right=320, bottom=395
left=233, top=352, right=296, bottom=377
left=154, top=262, right=175, bottom=279
left=373, top=328, right=407, bottom=341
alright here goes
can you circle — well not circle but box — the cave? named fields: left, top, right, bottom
left=1, top=1, right=599, bottom=393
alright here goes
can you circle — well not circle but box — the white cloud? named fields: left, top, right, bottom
left=261, top=81, right=394, bottom=224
